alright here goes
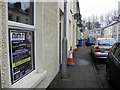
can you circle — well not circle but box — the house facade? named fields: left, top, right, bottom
left=89, top=28, right=102, bottom=39
left=102, top=1, right=120, bottom=41
left=103, top=21, right=120, bottom=41
left=83, top=29, right=89, bottom=39
left=0, top=0, right=81, bottom=88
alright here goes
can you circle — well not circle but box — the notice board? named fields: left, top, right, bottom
left=9, top=29, right=35, bottom=84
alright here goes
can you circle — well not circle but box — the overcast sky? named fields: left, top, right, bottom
left=79, top=0, right=120, bottom=19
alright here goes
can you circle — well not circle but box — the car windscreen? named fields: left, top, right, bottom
left=98, top=39, right=116, bottom=46
left=88, top=38, right=95, bottom=42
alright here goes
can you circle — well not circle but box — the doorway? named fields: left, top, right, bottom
left=59, top=9, right=64, bottom=66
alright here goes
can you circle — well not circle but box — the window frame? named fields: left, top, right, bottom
left=9, top=29, right=35, bottom=84
left=8, top=1, right=34, bottom=25
left=7, top=0, right=36, bottom=86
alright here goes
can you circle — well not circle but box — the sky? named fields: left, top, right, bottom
left=79, top=0, right=120, bottom=19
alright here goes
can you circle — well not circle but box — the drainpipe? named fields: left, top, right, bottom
left=0, top=65, right=1, bottom=89
left=61, top=0, right=68, bottom=79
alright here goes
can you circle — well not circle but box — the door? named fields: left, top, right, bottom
left=59, top=9, right=64, bottom=65
left=112, top=44, right=120, bottom=87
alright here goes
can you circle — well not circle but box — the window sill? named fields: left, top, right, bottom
left=12, top=71, right=47, bottom=88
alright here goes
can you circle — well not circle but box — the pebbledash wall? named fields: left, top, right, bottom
left=0, top=0, right=78, bottom=88
left=0, top=0, right=11, bottom=88
left=36, top=2, right=59, bottom=88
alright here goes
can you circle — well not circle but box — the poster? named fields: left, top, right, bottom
left=9, top=29, right=35, bottom=84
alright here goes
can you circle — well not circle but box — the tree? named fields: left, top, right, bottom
left=83, top=9, right=118, bottom=30
left=100, top=15, right=105, bottom=27
left=94, top=22, right=101, bottom=28
left=105, top=13, right=111, bottom=25
left=86, top=21, right=92, bottom=30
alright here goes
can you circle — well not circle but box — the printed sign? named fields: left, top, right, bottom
left=9, top=29, right=35, bottom=84
left=11, top=32, right=25, bottom=41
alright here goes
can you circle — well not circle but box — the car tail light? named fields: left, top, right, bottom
left=95, top=46, right=100, bottom=52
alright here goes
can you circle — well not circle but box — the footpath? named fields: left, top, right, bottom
left=47, top=46, right=103, bottom=88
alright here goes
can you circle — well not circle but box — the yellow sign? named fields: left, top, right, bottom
left=12, top=57, right=31, bottom=68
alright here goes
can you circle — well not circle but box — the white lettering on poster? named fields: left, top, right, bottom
left=11, top=32, right=25, bottom=41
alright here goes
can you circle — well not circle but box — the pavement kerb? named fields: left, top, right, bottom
left=92, top=62, right=104, bottom=88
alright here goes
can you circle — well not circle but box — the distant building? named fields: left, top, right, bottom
left=73, top=0, right=83, bottom=42
left=118, top=1, right=120, bottom=16
left=88, top=28, right=103, bottom=39
left=83, top=29, right=89, bottom=39
left=102, top=1, right=120, bottom=41
left=83, top=27, right=104, bottom=40
left=103, top=21, right=120, bottom=41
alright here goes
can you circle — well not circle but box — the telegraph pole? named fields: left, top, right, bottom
left=61, top=0, right=68, bottom=79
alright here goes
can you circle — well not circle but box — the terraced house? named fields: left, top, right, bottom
left=103, top=21, right=120, bottom=42
left=0, top=0, right=82, bottom=88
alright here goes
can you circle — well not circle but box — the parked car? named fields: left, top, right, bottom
left=85, top=37, right=95, bottom=46
left=91, top=38, right=116, bottom=61
left=106, top=42, right=120, bottom=88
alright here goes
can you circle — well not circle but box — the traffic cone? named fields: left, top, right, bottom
left=67, top=46, right=75, bottom=65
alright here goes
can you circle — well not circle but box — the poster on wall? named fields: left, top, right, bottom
left=9, top=29, right=35, bottom=84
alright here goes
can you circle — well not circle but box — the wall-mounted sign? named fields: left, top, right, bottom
left=9, top=29, right=35, bottom=84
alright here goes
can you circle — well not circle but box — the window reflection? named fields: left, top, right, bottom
left=8, top=0, right=34, bottom=25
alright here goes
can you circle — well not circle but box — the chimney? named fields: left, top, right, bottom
left=14, top=2, right=21, bottom=9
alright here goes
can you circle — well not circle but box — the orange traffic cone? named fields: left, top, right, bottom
left=67, top=46, right=75, bottom=65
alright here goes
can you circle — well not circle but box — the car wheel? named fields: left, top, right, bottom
left=93, top=57, right=97, bottom=63
left=91, top=52, right=97, bottom=63
left=106, top=66, right=111, bottom=82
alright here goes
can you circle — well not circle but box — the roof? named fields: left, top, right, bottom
left=8, top=2, right=29, bottom=15
left=103, top=21, right=120, bottom=29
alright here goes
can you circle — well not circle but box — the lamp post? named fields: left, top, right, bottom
left=61, top=0, right=68, bottom=79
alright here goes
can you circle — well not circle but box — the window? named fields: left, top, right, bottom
left=9, top=14, right=13, bottom=21
left=8, top=0, right=35, bottom=85
left=25, top=18, right=28, bottom=24
left=9, top=29, right=35, bottom=84
left=8, top=0, right=34, bottom=25
left=114, top=44, right=120, bottom=61
left=119, top=34, right=120, bottom=41
left=96, top=31, right=97, bottom=33
left=110, top=43, right=117, bottom=54
left=113, top=26, right=116, bottom=33
left=98, top=31, right=100, bottom=33
left=16, top=16, right=20, bottom=22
